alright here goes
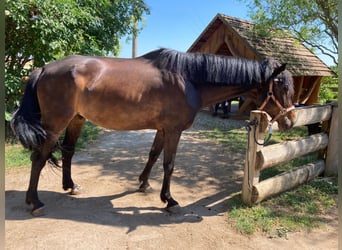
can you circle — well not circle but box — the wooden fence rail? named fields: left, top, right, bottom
left=242, top=103, right=338, bottom=205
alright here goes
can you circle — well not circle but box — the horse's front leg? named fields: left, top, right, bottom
left=61, top=115, right=85, bottom=194
left=160, top=129, right=182, bottom=211
left=138, top=129, right=164, bottom=192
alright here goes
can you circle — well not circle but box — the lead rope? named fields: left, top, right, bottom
left=245, top=120, right=273, bottom=190
left=245, top=119, right=273, bottom=146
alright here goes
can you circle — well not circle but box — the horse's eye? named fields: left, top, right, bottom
left=274, top=78, right=283, bottom=83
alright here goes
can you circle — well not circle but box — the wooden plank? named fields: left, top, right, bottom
left=251, top=160, right=325, bottom=204
left=256, top=132, right=329, bottom=170
left=325, top=103, right=339, bottom=176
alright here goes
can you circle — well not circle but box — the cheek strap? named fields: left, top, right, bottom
left=258, top=80, right=295, bottom=123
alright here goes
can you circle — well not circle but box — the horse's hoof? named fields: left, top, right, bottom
left=31, top=206, right=45, bottom=217
left=138, top=180, right=152, bottom=193
left=70, top=184, right=81, bottom=195
left=165, top=204, right=181, bottom=214
left=137, top=184, right=152, bottom=193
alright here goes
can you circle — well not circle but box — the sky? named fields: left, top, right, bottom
left=119, top=0, right=249, bottom=57
left=119, top=0, right=334, bottom=66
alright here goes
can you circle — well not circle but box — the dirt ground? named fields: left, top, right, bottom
left=5, top=113, right=338, bottom=249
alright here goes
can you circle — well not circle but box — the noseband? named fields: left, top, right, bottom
left=258, top=78, right=295, bottom=123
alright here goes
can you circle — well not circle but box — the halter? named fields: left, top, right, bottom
left=258, top=78, right=295, bottom=123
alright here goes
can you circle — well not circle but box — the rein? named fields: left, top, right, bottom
left=245, top=119, right=273, bottom=146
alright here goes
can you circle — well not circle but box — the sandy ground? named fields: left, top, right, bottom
left=5, top=113, right=338, bottom=249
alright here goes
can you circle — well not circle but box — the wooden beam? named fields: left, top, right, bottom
left=237, top=97, right=254, bottom=115
left=224, top=37, right=238, bottom=56
left=325, top=103, right=339, bottom=176
left=251, top=160, right=325, bottom=204
left=294, top=76, right=304, bottom=104
left=242, top=111, right=269, bottom=205
left=256, top=133, right=329, bottom=170
left=301, top=77, right=322, bottom=104
left=293, top=104, right=332, bottom=126
left=306, top=76, right=323, bottom=104
left=270, top=104, right=332, bottom=131
left=272, top=105, right=332, bottom=131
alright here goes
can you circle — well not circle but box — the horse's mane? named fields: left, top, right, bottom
left=141, top=48, right=278, bottom=86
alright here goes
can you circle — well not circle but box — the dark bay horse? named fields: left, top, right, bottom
left=11, top=48, right=296, bottom=215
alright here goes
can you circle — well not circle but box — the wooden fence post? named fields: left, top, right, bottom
left=325, top=103, right=338, bottom=176
left=241, top=111, right=269, bottom=205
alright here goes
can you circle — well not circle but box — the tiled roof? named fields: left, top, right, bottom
left=188, top=14, right=334, bottom=76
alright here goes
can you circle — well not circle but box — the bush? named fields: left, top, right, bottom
left=319, top=67, right=338, bottom=104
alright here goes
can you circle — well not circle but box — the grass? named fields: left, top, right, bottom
left=199, top=120, right=337, bottom=238
left=228, top=177, right=337, bottom=238
left=5, top=144, right=31, bottom=169
left=5, top=121, right=101, bottom=169
left=201, top=128, right=246, bottom=153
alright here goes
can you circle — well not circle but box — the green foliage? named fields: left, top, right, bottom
left=69, top=121, right=102, bottom=149
left=319, top=82, right=338, bottom=103
left=5, top=0, right=149, bottom=63
left=5, top=0, right=149, bottom=114
left=244, top=0, right=337, bottom=65
left=5, top=68, right=26, bottom=113
left=319, top=67, right=338, bottom=103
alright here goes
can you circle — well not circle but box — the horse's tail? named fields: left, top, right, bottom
left=11, top=67, right=47, bottom=151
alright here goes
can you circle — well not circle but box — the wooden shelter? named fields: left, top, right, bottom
left=188, top=14, right=334, bottom=114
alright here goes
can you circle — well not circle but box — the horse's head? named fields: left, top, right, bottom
left=257, top=59, right=296, bottom=131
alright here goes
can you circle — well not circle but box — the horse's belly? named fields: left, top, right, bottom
left=79, top=104, right=162, bottom=130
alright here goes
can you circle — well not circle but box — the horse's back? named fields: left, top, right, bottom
left=35, top=55, right=195, bottom=131
left=40, top=55, right=161, bottom=89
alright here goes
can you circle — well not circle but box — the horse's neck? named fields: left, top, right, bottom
left=198, top=85, right=254, bottom=108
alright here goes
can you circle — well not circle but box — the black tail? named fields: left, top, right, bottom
left=11, top=68, right=47, bottom=150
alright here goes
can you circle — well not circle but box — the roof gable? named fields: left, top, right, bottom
left=188, top=14, right=334, bottom=77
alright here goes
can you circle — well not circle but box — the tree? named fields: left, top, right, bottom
left=244, top=0, right=337, bottom=65
left=5, top=0, right=149, bottom=114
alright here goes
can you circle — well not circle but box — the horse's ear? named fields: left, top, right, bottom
left=273, top=63, right=287, bottom=76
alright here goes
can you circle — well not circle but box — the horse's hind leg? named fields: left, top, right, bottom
left=26, top=134, right=60, bottom=215
left=138, top=129, right=164, bottom=192
left=61, top=115, right=85, bottom=194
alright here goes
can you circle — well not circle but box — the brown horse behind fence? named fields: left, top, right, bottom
left=11, top=48, right=296, bottom=215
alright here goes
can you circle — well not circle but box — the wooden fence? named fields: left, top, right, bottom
left=242, top=103, right=338, bottom=205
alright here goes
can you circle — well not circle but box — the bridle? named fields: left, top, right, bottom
left=257, top=78, right=295, bottom=123
left=246, top=77, right=296, bottom=189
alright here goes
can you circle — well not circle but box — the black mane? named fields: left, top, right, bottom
left=141, top=48, right=278, bottom=86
